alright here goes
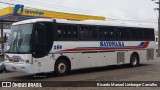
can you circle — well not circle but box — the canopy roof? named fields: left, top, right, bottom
left=0, top=5, right=105, bottom=21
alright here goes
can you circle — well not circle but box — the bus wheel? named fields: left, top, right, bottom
left=55, top=59, right=70, bottom=76
left=130, top=54, right=139, bottom=67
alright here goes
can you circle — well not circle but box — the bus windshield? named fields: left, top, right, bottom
left=7, top=24, right=33, bottom=53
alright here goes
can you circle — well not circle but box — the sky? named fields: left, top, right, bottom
left=0, top=0, right=159, bottom=29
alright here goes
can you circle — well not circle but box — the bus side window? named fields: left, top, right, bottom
left=145, top=29, right=149, bottom=40
left=147, top=29, right=154, bottom=41
left=142, top=29, right=147, bottom=40
left=58, top=29, right=62, bottom=38
left=108, top=27, right=115, bottom=40
left=79, top=27, right=86, bottom=38
left=130, top=28, right=138, bottom=40
left=99, top=26, right=114, bottom=40
left=69, top=26, right=78, bottom=38
left=79, top=29, right=84, bottom=38
left=150, top=29, right=155, bottom=41
left=79, top=26, right=97, bottom=40
left=99, top=27, right=104, bottom=39
left=123, top=29, right=130, bottom=39
left=57, top=24, right=78, bottom=40
left=115, top=27, right=123, bottom=39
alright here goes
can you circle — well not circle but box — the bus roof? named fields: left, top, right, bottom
left=12, top=18, right=53, bottom=25
left=12, top=18, right=153, bottom=29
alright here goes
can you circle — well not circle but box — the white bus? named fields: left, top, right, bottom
left=4, top=18, right=156, bottom=75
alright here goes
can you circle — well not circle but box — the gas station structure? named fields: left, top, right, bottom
left=0, top=4, right=105, bottom=54
left=0, top=4, right=105, bottom=22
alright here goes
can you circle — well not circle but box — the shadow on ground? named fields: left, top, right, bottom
left=7, top=63, right=151, bottom=81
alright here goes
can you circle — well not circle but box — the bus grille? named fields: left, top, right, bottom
left=117, top=52, right=125, bottom=63
left=147, top=49, right=154, bottom=60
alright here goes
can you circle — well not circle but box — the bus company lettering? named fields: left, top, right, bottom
left=25, top=9, right=44, bottom=16
left=13, top=4, right=44, bottom=16
left=100, top=41, right=125, bottom=47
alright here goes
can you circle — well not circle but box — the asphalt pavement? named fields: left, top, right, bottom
left=0, top=56, right=160, bottom=90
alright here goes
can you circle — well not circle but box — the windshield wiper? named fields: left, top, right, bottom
left=8, top=37, right=18, bottom=52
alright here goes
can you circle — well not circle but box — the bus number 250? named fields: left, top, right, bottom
left=54, top=45, right=62, bottom=50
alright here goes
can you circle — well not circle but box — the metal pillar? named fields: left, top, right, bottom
left=0, top=21, right=4, bottom=55
left=158, top=1, right=160, bottom=56
left=152, top=0, right=160, bottom=56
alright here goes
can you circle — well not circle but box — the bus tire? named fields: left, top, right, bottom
left=54, top=59, right=70, bottom=76
left=130, top=54, right=139, bottom=67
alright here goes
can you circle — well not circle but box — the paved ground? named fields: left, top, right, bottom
left=0, top=57, right=160, bottom=90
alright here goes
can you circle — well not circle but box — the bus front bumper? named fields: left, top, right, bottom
left=5, top=63, right=36, bottom=74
